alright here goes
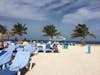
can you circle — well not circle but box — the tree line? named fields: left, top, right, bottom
left=0, top=23, right=96, bottom=45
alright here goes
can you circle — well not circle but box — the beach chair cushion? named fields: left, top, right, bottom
left=0, top=50, right=13, bottom=66
left=45, top=44, right=52, bottom=51
left=25, top=44, right=36, bottom=54
left=37, top=46, right=43, bottom=51
left=8, top=45, right=16, bottom=51
left=9, top=51, right=30, bottom=71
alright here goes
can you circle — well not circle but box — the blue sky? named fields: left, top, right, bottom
left=0, top=0, right=100, bottom=41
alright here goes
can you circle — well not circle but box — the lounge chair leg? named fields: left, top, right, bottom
left=29, top=62, right=32, bottom=70
left=0, top=67, right=2, bottom=70
left=26, top=65, right=28, bottom=69
left=6, top=63, right=9, bottom=67
left=17, top=71, right=21, bottom=75
left=2, top=65, right=5, bottom=70
left=34, top=50, right=38, bottom=55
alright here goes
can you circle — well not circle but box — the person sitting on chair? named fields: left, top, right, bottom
left=52, top=44, right=58, bottom=53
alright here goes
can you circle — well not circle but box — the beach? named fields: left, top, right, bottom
left=26, top=44, right=100, bottom=75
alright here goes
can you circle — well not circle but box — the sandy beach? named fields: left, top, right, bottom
left=26, top=44, right=100, bottom=75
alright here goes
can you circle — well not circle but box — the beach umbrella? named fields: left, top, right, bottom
left=3, top=32, right=15, bottom=40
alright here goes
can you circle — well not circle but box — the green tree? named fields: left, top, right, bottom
left=42, top=24, right=60, bottom=39
left=0, top=24, right=7, bottom=34
left=71, top=24, right=96, bottom=45
left=12, top=23, right=27, bottom=40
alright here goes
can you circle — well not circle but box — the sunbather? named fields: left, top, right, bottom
left=52, top=44, right=58, bottom=52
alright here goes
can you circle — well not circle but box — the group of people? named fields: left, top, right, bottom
left=0, top=33, right=59, bottom=53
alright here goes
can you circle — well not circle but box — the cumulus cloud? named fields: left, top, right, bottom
left=0, top=0, right=52, bottom=21
left=0, top=0, right=100, bottom=21
left=62, top=8, right=100, bottom=24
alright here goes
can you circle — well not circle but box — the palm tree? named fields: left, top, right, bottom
left=0, top=24, right=7, bottom=40
left=42, top=24, right=60, bottom=39
left=71, top=24, right=96, bottom=45
left=12, top=23, right=27, bottom=40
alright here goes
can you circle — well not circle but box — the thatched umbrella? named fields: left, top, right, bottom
left=0, top=33, right=3, bottom=41
left=3, top=32, right=15, bottom=40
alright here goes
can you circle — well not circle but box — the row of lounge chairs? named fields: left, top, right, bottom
left=15, top=43, right=55, bottom=53
left=0, top=42, right=36, bottom=75
left=0, top=41, right=55, bottom=75
left=0, top=51, right=32, bottom=75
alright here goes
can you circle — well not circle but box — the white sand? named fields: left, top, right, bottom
left=26, top=45, right=100, bottom=75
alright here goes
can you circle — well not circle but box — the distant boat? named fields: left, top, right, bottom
left=50, top=35, right=66, bottom=41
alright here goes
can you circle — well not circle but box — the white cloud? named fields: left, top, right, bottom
left=0, top=0, right=51, bottom=21
left=0, top=0, right=100, bottom=21
left=0, top=0, right=79, bottom=18
left=62, top=8, right=100, bottom=24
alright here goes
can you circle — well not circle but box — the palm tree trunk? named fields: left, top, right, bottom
left=50, top=36, right=54, bottom=41
left=81, top=38, right=86, bottom=45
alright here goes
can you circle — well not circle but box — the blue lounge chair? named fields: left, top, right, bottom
left=9, top=51, right=31, bottom=71
left=25, top=44, right=32, bottom=49
left=0, top=50, right=13, bottom=69
left=0, top=51, right=31, bottom=75
left=32, top=41, right=36, bottom=46
left=25, top=44, right=36, bottom=54
left=16, top=47, right=24, bottom=51
left=7, top=45, right=16, bottom=51
left=25, top=46, right=36, bottom=54
left=45, top=44, right=53, bottom=52
left=37, top=46, right=44, bottom=52
left=16, top=45, right=24, bottom=51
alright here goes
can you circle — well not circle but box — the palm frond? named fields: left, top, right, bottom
left=42, top=24, right=60, bottom=39
left=71, top=24, right=96, bottom=40
left=88, top=33, right=96, bottom=39
left=12, top=23, right=27, bottom=36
